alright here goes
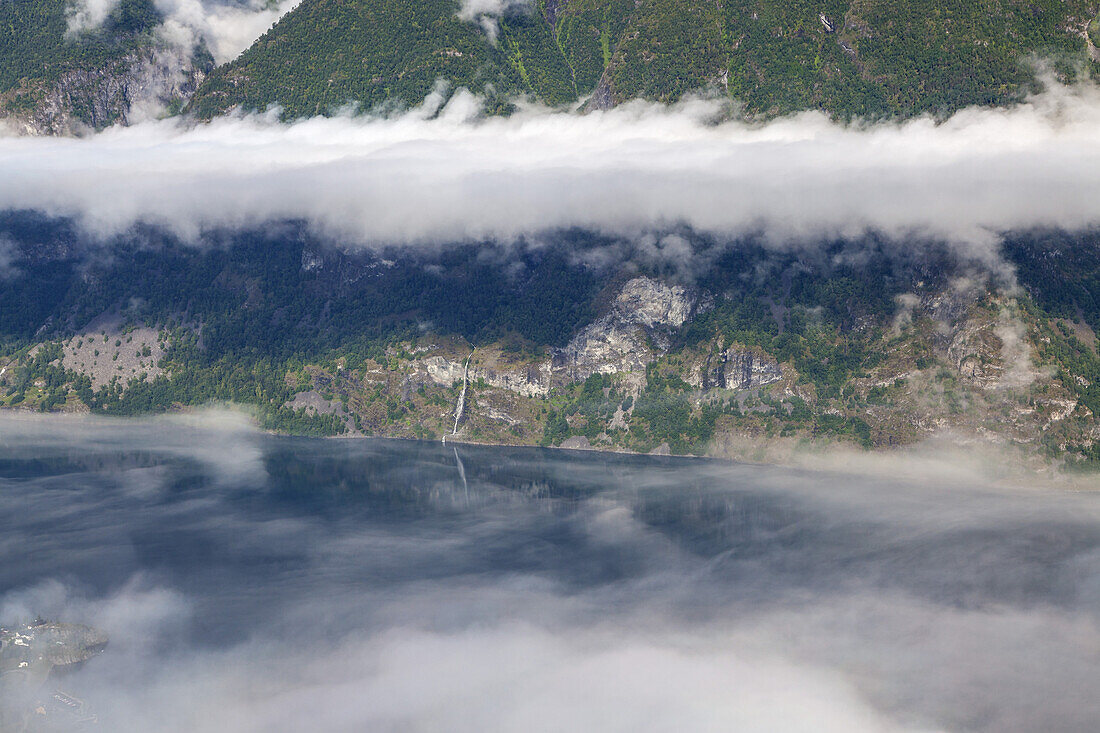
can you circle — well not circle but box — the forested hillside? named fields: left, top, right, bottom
left=189, top=0, right=1100, bottom=120
left=2, top=216, right=1099, bottom=467
left=0, top=0, right=161, bottom=92
left=4, top=0, right=1098, bottom=130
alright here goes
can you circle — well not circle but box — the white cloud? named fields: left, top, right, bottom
left=0, top=409, right=268, bottom=486
left=65, top=0, right=300, bottom=64
left=66, top=0, right=123, bottom=36
left=457, top=0, right=533, bottom=44
left=146, top=625, right=907, bottom=733
left=457, top=0, right=532, bottom=19
left=2, top=83, right=1100, bottom=263
left=155, top=0, right=302, bottom=65
left=0, top=235, right=18, bottom=279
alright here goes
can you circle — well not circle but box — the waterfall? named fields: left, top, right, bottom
left=451, top=355, right=471, bottom=436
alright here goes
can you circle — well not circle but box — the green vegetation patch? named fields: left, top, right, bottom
left=188, top=0, right=1100, bottom=120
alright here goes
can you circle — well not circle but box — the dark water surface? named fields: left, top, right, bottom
left=1, top=415, right=1098, bottom=732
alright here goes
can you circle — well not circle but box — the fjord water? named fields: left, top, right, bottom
left=1, top=416, right=1098, bottom=732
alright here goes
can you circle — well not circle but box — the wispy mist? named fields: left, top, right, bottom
left=66, top=0, right=300, bottom=63
left=154, top=0, right=302, bottom=64
left=66, top=0, right=124, bottom=36
left=457, top=0, right=534, bottom=43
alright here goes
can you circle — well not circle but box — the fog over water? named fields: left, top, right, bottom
left=1, top=412, right=1098, bottom=731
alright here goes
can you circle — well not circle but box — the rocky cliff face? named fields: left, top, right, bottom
left=555, top=277, right=695, bottom=386
left=0, top=46, right=204, bottom=135
left=694, top=346, right=784, bottom=391
left=422, top=353, right=553, bottom=398
left=58, top=313, right=166, bottom=390
left=411, top=276, right=697, bottom=397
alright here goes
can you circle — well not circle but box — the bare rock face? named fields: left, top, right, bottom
left=422, top=355, right=464, bottom=386
left=1087, top=20, right=1100, bottom=63
left=697, top=345, right=783, bottom=391
left=1, top=46, right=205, bottom=136
left=614, top=277, right=695, bottom=331
left=285, top=388, right=358, bottom=432
left=413, top=277, right=696, bottom=401
left=587, top=75, right=615, bottom=111
left=285, top=389, right=339, bottom=415
left=422, top=354, right=553, bottom=398
left=945, top=305, right=1040, bottom=391
left=948, top=324, right=1005, bottom=387
left=555, top=277, right=696, bottom=386
left=474, top=362, right=554, bottom=397
left=922, top=281, right=1042, bottom=391
left=559, top=435, right=592, bottom=450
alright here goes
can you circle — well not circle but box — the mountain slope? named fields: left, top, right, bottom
left=189, top=0, right=1100, bottom=120
left=187, top=0, right=535, bottom=119
left=0, top=0, right=210, bottom=134
left=6, top=0, right=1098, bottom=131
left=2, top=218, right=1099, bottom=468
left=0, top=0, right=159, bottom=93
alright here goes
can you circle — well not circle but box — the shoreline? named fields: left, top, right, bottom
left=3, top=406, right=1098, bottom=490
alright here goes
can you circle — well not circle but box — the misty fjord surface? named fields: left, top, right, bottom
left=2, top=415, right=1099, bottom=732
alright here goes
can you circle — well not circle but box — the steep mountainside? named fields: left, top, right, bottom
left=189, top=0, right=1100, bottom=120
left=2, top=217, right=1099, bottom=468
left=0, top=0, right=212, bottom=134
left=6, top=0, right=1100, bottom=130
left=187, top=0, right=528, bottom=118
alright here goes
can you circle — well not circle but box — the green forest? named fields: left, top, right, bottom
left=5, top=0, right=1099, bottom=129
left=0, top=0, right=162, bottom=112
left=188, top=0, right=1100, bottom=120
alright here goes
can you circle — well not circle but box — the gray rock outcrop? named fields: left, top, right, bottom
left=697, top=346, right=783, bottom=391
left=1, top=46, right=205, bottom=136
left=555, top=276, right=696, bottom=386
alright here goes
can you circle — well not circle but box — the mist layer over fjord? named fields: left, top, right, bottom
left=3, top=82, right=1100, bottom=264
left=1, top=413, right=1098, bottom=732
